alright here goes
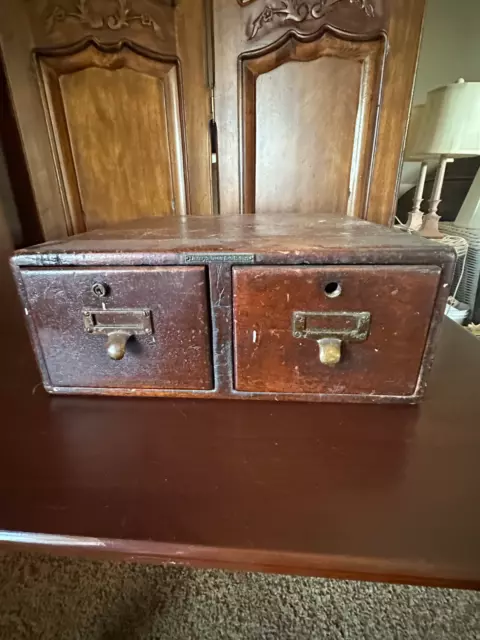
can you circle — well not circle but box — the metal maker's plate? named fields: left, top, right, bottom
left=182, top=253, right=255, bottom=264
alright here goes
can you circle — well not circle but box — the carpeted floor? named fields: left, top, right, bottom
left=0, top=552, right=478, bottom=639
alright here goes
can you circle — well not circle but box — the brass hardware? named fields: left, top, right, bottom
left=317, top=338, right=342, bottom=367
left=292, top=311, right=371, bottom=367
left=83, top=308, right=153, bottom=360
left=91, top=282, right=109, bottom=298
left=106, top=331, right=132, bottom=361
left=292, top=311, right=370, bottom=341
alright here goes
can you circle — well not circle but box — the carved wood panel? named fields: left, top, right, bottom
left=243, top=0, right=381, bottom=41
left=31, top=0, right=177, bottom=56
left=214, top=0, right=426, bottom=224
left=45, top=0, right=163, bottom=38
left=0, top=0, right=213, bottom=240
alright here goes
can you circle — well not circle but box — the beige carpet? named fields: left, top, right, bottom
left=0, top=552, right=478, bottom=639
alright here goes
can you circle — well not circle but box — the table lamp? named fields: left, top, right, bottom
left=403, top=104, right=430, bottom=231
left=414, top=79, right=480, bottom=238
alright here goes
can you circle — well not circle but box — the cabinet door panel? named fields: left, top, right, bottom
left=242, top=33, right=384, bottom=217
left=0, top=0, right=213, bottom=240
left=214, top=0, right=425, bottom=224
left=39, top=45, right=187, bottom=233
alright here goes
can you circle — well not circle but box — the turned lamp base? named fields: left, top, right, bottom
left=420, top=212, right=444, bottom=239
left=419, top=157, right=454, bottom=239
left=406, top=161, right=429, bottom=231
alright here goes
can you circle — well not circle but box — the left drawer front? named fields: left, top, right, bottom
left=21, top=267, right=213, bottom=390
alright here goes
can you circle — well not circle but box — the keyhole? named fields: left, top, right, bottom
left=91, top=282, right=108, bottom=298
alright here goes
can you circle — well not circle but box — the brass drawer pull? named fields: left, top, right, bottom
left=292, top=311, right=371, bottom=367
left=83, top=308, right=153, bottom=361
left=317, top=337, right=342, bottom=366
left=106, top=331, right=132, bottom=361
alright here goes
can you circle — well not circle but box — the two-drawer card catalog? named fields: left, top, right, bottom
left=11, top=213, right=455, bottom=403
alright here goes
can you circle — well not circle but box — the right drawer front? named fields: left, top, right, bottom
left=232, top=265, right=441, bottom=397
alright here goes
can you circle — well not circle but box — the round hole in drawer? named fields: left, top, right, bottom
left=324, top=281, right=342, bottom=298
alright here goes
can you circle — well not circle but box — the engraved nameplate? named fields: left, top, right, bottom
left=183, top=253, right=255, bottom=264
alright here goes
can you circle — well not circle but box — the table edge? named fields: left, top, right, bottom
left=1, top=530, right=478, bottom=591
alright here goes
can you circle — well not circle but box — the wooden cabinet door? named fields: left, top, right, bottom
left=0, top=0, right=213, bottom=239
left=213, top=0, right=425, bottom=224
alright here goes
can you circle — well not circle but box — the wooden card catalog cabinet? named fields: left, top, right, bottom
left=213, top=0, right=425, bottom=224
left=0, top=0, right=213, bottom=239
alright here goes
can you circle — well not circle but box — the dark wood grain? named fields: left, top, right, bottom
left=0, top=56, right=42, bottom=248
left=0, top=303, right=479, bottom=589
left=233, top=265, right=440, bottom=395
left=12, top=213, right=455, bottom=402
left=0, top=3, right=66, bottom=239
left=13, top=213, right=454, bottom=265
left=20, top=267, right=213, bottom=390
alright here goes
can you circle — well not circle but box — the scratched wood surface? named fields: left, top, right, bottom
left=233, top=265, right=441, bottom=396
left=20, top=266, right=213, bottom=390
left=11, top=214, right=455, bottom=403
left=13, top=213, right=455, bottom=262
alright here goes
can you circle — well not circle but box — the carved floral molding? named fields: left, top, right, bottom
left=243, top=0, right=376, bottom=40
left=45, top=0, right=163, bottom=37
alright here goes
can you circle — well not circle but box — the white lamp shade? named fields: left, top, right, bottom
left=404, top=104, right=427, bottom=160
left=415, top=79, right=480, bottom=158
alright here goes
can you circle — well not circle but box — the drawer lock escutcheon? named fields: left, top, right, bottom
left=83, top=309, right=153, bottom=361
left=292, top=311, right=371, bottom=367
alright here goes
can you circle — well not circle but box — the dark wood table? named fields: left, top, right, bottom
left=1, top=279, right=479, bottom=589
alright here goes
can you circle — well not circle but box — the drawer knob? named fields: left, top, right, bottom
left=318, top=338, right=342, bottom=367
left=106, top=331, right=132, bottom=361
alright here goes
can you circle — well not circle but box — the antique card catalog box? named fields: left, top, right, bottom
left=11, top=213, right=454, bottom=403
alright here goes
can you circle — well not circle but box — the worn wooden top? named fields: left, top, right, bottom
left=1, top=265, right=480, bottom=589
left=13, top=213, right=453, bottom=266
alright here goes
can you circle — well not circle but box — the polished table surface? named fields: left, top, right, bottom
left=1, top=282, right=479, bottom=589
